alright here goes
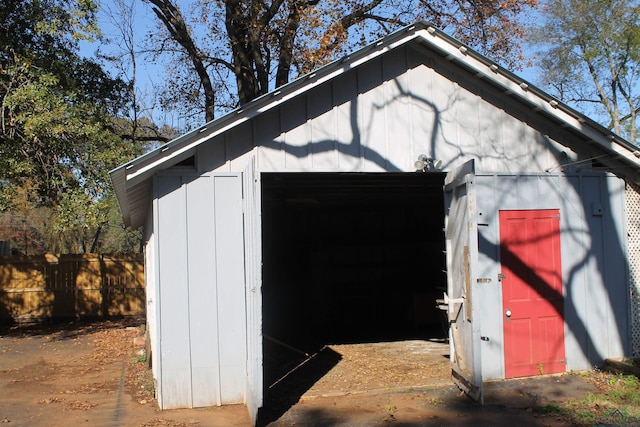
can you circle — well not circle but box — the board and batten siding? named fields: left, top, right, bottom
left=196, top=44, right=587, bottom=177
left=475, top=172, right=629, bottom=379
left=191, top=42, right=633, bottom=381
left=152, top=173, right=247, bottom=409
left=144, top=208, right=159, bottom=400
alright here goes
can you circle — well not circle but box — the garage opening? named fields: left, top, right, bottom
left=260, top=172, right=450, bottom=419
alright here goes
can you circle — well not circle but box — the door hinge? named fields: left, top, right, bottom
left=497, top=273, right=506, bottom=281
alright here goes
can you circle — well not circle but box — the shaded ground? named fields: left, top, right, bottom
left=0, top=319, right=250, bottom=427
left=261, top=338, right=598, bottom=426
left=259, top=338, right=452, bottom=424
left=1, top=320, right=603, bottom=426
left=269, top=375, right=596, bottom=427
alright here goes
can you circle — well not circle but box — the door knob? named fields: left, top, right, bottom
left=505, top=309, right=512, bottom=318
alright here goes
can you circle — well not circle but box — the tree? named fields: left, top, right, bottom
left=0, top=0, right=164, bottom=253
left=143, top=0, right=539, bottom=126
left=532, top=0, right=640, bottom=144
left=100, top=0, right=175, bottom=149
left=0, top=56, right=140, bottom=253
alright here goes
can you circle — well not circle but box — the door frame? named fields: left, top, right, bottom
left=443, top=159, right=483, bottom=403
left=243, top=158, right=263, bottom=424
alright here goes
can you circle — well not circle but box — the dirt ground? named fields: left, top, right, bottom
left=0, top=319, right=600, bottom=426
left=0, top=319, right=250, bottom=427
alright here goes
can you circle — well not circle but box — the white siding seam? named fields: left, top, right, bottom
left=493, top=174, right=506, bottom=379
left=240, top=172, right=249, bottom=402
left=407, top=50, right=414, bottom=167
left=384, top=76, right=389, bottom=170
left=280, top=106, right=286, bottom=169
left=578, top=175, right=592, bottom=364
left=182, top=178, right=194, bottom=407
left=357, top=74, right=364, bottom=169
left=211, top=180, right=223, bottom=406
left=331, top=81, right=338, bottom=168
left=252, top=121, right=259, bottom=171
left=151, top=179, right=164, bottom=408
left=600, top=176, right=612, bottom=355
left=307, top=95, right=313, bottom=169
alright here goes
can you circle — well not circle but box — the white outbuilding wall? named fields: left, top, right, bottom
left=111, top=24, right=639, bottom=423
left=197, top=45, right=588, bottom=177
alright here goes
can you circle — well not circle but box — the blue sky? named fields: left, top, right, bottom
left=80, top=1, right=178, bottom=126
left=81, top=1, right=545, bottom=132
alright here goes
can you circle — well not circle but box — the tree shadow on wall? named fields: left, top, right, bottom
left=205, top=40, right=633, bottom=416
left=271, top=54, right=633, bottom=367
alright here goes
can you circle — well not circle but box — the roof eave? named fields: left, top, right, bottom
left=112, top=23, right=429, bottom=189
left=109, top=21, right=640, bottom=227
left=109, top=166, right=134, bottom=227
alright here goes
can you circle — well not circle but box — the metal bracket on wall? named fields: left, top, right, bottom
left=443, top=292, right=465, bottom=322
left=443, top=292, right=465, bottom=304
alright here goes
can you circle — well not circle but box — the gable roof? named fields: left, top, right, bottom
left=110, top=21, right=640, bottom=228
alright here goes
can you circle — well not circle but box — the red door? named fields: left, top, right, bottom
left=500, top=210, right=566, bottom=378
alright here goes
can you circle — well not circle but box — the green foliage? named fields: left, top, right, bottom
left=1, top=58, right=134, bottom=202
left=532, top=0, right=640, bottom=144
left=605, top=375, right=640, bottom=405
left=539, top=403, right=562, bottom=413
left=0, top=0, right=155, bottom=254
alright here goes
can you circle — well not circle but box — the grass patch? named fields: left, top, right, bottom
left=539, top=403, right=562, bottom=414
left=550, top=371, right=640, bottom=426
left=620, top=358, right=640, bottom=368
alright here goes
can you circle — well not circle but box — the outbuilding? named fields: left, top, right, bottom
left=110, top=22, right=640, bottom=424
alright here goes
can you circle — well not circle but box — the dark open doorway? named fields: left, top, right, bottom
left=259, top=172, right=449, bottom=423
left=262, top=172, right=448, bottom=344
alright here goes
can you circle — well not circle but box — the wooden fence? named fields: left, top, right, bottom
left=0, top=254, right=145, bottom=322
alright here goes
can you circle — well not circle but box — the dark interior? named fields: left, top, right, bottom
left=259, top=172, right=449, bottom=423
left=262, top=172, right=447, bottom=346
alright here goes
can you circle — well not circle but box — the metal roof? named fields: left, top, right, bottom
left=110, top=21, right=640, bottom=228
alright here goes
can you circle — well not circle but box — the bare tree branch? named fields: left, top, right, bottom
left=145, top=0, right=216, bottom=122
